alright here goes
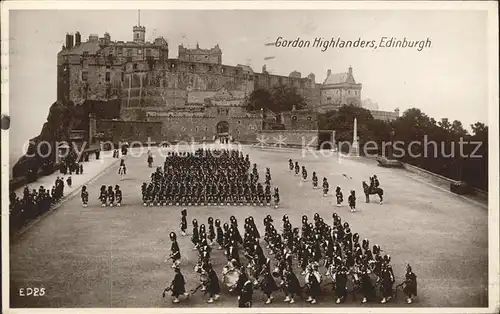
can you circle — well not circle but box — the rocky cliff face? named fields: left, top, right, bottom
left=11, top=100, right=87, bottom=178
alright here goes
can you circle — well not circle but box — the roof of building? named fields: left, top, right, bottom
left=323, top=72, right=352, bottom=85
left=237, top=64, right=254, bottom=74
left=59, top=41, right=102, bottom=56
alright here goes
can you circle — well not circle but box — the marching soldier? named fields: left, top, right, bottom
left=401, top=264, right=418, bottom=304
left=215, top=219, right=224, bottom=249
left=288, top=159, right=294, bottom=171
left=81, top=186, right=89, bottom=207
left=238, top=280, right=253, bottom=308
left=115, top=185, right=122, bottom=206
left=260, top=258, right=279, bottom=304
left=312, top=172, right=318, bottom=189
left=163, top=266, right=189, bottom=303
left=359, top=265, right=376, bottom=303
left=302, top=166, right=308, bottom=182
left=99, top=185, right=107, bottom=207
left=305, top=263, right=321, bottom=304
left=283, top=266, right=301, bottom=304
left=335, top=266, right=348, bottom=304
left=380, top=259, right=395, bottom=304
left=348, top=190, right=357, bottom=212
left=273, top=187, right=280, bottom=208
left=168, top=232, right=181, bottom=268
left=208, top=217, right=216, bottom=245
left=107, top=186, right=115, bottom=207
left=192, top=219, right=200, bottom=250
left=180, top=209, right=188, bottom=236
left=206, top=264, right=221, bottom=303
left=322, top=178, right=329, bottom=196
left=335, top=186, right=343, bottom=206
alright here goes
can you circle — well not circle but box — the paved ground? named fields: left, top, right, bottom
left=9, top=144, right=488, bottom=308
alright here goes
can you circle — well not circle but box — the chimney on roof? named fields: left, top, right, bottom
left=66, top=33, right=74, bottom=49
left=75, top=31, right=81, bottom=46
left=327, top=69, right=331, bottom=77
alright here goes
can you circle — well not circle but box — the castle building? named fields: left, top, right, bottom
left=317, top=66, right=362, bottom=113
left=56, top=21, right=396, bottom=145
left=178, top=43, right=222, bottom=64
left=57, top=22, right=321, bottom=143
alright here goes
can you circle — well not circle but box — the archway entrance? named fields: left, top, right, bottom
left=216, top=121, right=230, bottom=144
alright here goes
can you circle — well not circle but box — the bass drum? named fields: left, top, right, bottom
left=222, top=268, right=241, bottom=290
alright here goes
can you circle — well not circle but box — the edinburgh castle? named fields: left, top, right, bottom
left=56, top=21, right=376, bottom=145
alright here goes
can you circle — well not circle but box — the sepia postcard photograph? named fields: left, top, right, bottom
left=1, top=1, right=499, bottom=313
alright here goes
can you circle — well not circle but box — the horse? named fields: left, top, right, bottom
left=362, top=181, right=383, bottom=204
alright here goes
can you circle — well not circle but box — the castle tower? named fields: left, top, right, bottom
left=133, top=10, right=146, bottom=43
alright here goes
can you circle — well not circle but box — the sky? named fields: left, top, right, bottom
left=6, top=9, right=491, bottom=163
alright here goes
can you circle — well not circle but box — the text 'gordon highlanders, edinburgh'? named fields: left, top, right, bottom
left=273, top=37, right=432, bottom=52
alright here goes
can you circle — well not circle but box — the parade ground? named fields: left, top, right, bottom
left=9, top=144, right=488, bottom=308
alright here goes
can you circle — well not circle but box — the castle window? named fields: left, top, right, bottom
left=121, top=72, right=124, bottom=82
left=138, top=49, right=142, bottom=55
left=221, top=68, right=225, bottom=74
left=146, top=49, right=151, bottom=56
left=307, top=116, right=312, bottom=121
left=81, top=71, right=88, bottom=81
left=208, top=66, right=213, bottom=72
left=190, top=64, right=195, bottom=71
left=292, top=116, right=297, bottom=121
left=237, top=120, right=241, bottom=124
left=105, top=72, right=111, bottom=82
left=146, top=127, right=153, bottom=137
left=118, top=48, right=123, bottom=55
left=195, top=127, right=199, bottom=132
left=133, top=63, right=137, bottom=70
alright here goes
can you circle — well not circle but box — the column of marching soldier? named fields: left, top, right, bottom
left=140, top=149, right=280, bottom=207
left=161, top=150, right=417, bottom=307
left=165, top=210, right=418, bottom=307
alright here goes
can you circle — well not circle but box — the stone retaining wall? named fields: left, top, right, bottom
left=256, top=130, right=319, bottom=148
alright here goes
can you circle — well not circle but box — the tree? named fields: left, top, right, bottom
left=245, top=85, right=307, bottom=113
left=438, top=118, right=452, bottom=132
left=318, top=105, right=376, bottom=143
left=450, top=120, right=468, bottom=137
left=470, top=122, right=488, bottom=137
left=245, top=89, right=272, bottom=112
left=269, top=85, right=307, bottom=112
